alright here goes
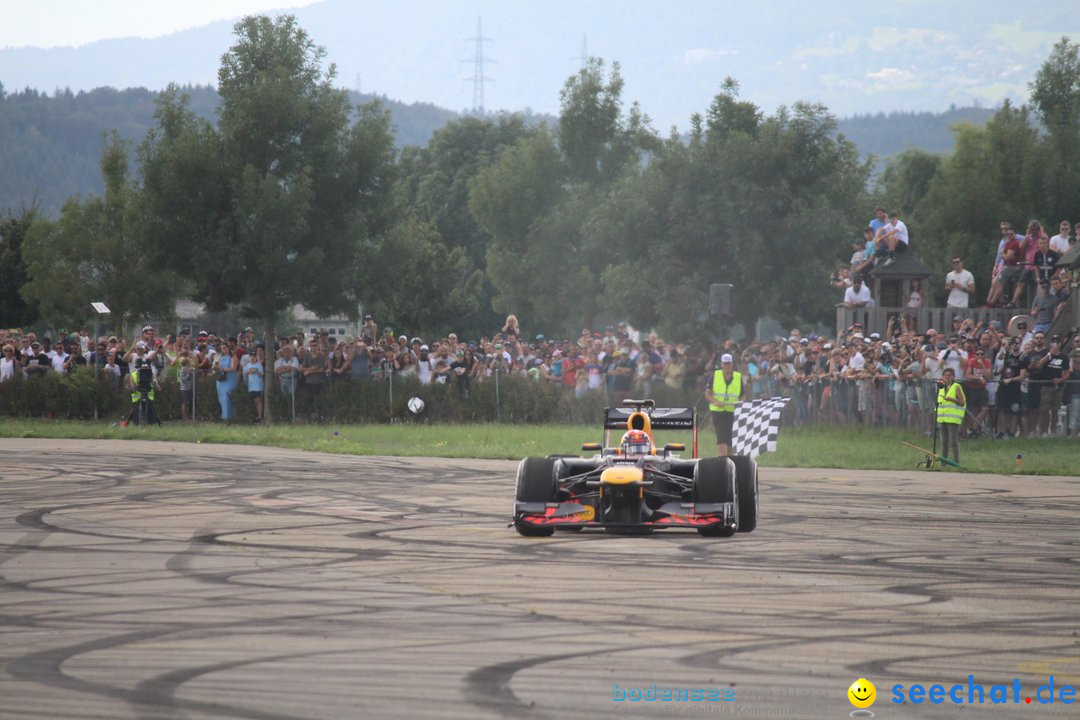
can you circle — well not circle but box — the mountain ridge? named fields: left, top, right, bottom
left=2, top=0, right=1076, bottom=133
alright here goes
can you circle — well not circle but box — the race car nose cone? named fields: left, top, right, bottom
left=600, top=467, right=644, bottom=485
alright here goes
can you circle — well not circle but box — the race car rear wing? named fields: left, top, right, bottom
left=603, top=406, right=695, bottom=430
left=603, top=401, right=698, bottom=457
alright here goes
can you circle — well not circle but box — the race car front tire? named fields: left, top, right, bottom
left=730, top=455, right=759, bottom=533
left=693, top=457, right=738, bottom=537
left=514, top=457, right=557, bottom=537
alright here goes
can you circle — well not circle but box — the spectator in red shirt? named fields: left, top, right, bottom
left=1007, top=220, right=1049, bottom=307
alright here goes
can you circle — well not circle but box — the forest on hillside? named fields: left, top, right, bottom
left=1, top=77, right=997, bottom=218
left=0, top=82, right=465, bottom=216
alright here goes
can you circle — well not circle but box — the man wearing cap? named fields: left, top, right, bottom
left=995, top=336, right=1024, bottom=437
left=936, top=368, right=966, bottom=463
left=416, top=344, right=433, bottom=384
left=140, top=325, right=156, bottom=351
left=24, top=341, right=50, bottom=376
left=1013, top=319, right=1033, bottom=348
left=938, top=335, right=967, bottom=377
left=705, top=352, right=748, bottom=457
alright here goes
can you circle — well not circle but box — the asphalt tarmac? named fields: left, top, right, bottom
left=1, top=439, right=1078, bottom=720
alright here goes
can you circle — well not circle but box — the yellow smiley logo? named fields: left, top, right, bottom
left=848, top=678, right=876, bottom=709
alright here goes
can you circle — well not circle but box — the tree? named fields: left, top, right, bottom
left=472, top=60, right=658, bottom=335
left=878, top=149, right=943, bottom=219
left=21, top=133, right=176, bottom=335
left=140, top=15, right=395, bottom=420
left=1029, top=37, right=1080, bottom=224
left=915, top=102, right=1041, bottom=304
left=393, top=114, right=534, bottom=336
left=0, top=204, right=40, bottom=329
left=593, top=83, right=870, bottom=339
left=558, top=59, right=656, bottom=185
left=470, top=128, right=568, bottom=325
left=356, top=219, right=484, bottom=337
left=1030, top=37, right=1080, bottom=138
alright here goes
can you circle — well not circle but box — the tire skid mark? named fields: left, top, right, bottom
left=464, top=647, right=649, bottom=719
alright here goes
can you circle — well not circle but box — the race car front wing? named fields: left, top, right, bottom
left=512, top=500, right=735, bottom=531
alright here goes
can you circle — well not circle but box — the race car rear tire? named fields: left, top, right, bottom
left=730, top=455, right=759, bottom=533
left=693, top=457, right=738, bottom=537
left=514, top=457, right=557, bottom=537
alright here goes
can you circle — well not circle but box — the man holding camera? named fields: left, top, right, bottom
left=945, top=256, right=975, bottom=309
left=995, top=337, right=1024, bottom=437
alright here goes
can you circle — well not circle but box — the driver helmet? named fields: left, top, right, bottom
left=620, top=429, right=652, bottom=456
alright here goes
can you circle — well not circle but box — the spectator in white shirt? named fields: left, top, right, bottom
left=877, top=210, right=909, bottom=266
left=944, top=256, right=975, bottom=309
left=1049, top=220, right=1071, bottom=254
left=938, top=336, right=967, bottom=377
left=843, top=274, right=874, bottom=308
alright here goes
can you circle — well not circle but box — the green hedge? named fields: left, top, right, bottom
left=0, top=370, right=703, bottom=424
left=0, top=369, right=124, bottom=419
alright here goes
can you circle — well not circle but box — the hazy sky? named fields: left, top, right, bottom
left=4, top=1, right=1079, bottom=130
left=2, top=0, right=319, bottom=48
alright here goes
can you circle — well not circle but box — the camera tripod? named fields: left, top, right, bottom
left=127, top=390, right=162, bottom=426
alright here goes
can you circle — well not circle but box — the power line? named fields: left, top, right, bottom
left=572, top=33, right=589, bottom=68
left=463, top=16, right=494, bottom=114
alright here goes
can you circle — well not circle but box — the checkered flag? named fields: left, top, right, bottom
left=732, top=397, right=791, bottom=458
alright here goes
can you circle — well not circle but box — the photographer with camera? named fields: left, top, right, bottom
left=125, top=342, right=161, bottom=425
left=993, top=337, right=1024, bottom=437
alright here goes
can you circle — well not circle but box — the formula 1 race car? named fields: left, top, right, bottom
left=512, top=399, right=759, bottom=537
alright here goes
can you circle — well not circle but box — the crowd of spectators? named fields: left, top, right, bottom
left=2, top=311, right=1079, bottom=438
left=832, top=211, right=1079, bottom=315
left=760, top=320, right=1080, bottom=439
left=984, top=220, right=1077, bottom=309
left=4, top=206, right=1080, bottom=438
left=819, top=209, right=1080, bottom=437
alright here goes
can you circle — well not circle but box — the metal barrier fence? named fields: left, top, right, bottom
left=768, top=376, right=1080, bottom=437
left=2, top=368, right=1079, bottom=436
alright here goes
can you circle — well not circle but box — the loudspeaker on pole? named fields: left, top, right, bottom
left=709, top=283, right=732, bottom=316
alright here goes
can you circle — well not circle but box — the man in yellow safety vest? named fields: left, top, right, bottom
left=936, top=367, right=966, bottom=463
left=705, top=352, right=748, bottom=456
